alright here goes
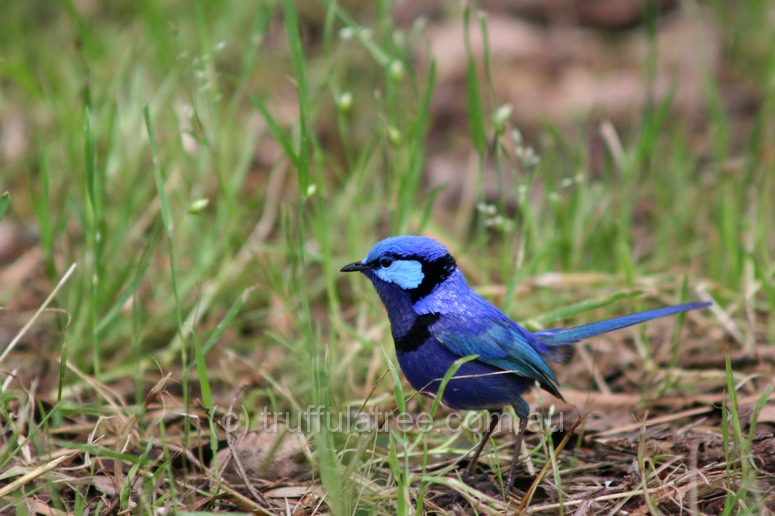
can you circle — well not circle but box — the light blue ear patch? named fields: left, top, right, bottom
left=374, top=260, right=424, bottom=289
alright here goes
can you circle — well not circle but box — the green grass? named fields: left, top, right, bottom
left=1, top=0, right=773, bottom=513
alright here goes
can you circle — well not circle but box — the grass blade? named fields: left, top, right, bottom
left=463, top=6, right=486, bottom=153
left=0, top=192, right=9, bottom=222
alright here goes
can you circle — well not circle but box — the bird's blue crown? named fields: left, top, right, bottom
left=363, top=235, right=450, bottom=264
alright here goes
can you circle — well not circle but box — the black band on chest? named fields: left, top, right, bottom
left=394, top=312, right=441, bottom=352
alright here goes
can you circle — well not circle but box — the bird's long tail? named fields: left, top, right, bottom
left=535, top=301, right=711, bottom=347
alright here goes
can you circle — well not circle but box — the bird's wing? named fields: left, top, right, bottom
left=432, top=314, right=563, bottom=399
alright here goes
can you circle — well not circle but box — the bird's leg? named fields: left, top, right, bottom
left=504, top=414, right=529, bottom=495
left=463, top=411, right=500, bottom=479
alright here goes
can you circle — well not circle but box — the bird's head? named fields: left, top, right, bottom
left=340, top=235, right=458, bottom=301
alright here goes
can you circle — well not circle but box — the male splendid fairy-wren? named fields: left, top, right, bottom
left=341, top=235, right=709, bottom=494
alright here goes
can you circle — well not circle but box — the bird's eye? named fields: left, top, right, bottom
left=379, top=257, right=393, bottom=268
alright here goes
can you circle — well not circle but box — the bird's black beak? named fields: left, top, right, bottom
left=340, top=261, right=370, bottom=272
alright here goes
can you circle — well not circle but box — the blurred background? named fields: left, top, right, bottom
left=1, top=0, right=773, bottom=513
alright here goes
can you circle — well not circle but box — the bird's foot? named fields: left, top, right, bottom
left=500, top=469, right=531, bottom=501
left=461, top=469, right=491, bottom=486
left=435, top=471, right=496, bottom=509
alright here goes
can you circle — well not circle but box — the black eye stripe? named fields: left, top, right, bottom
left=403, top=253, right=456, bottom=302
left=369, top=253, right=454, bottom=267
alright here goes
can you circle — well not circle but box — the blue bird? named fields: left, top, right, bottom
left=341, top=235, right=710, bottom=494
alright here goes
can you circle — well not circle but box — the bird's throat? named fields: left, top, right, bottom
left=367, top=275, right=417, bottom=334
